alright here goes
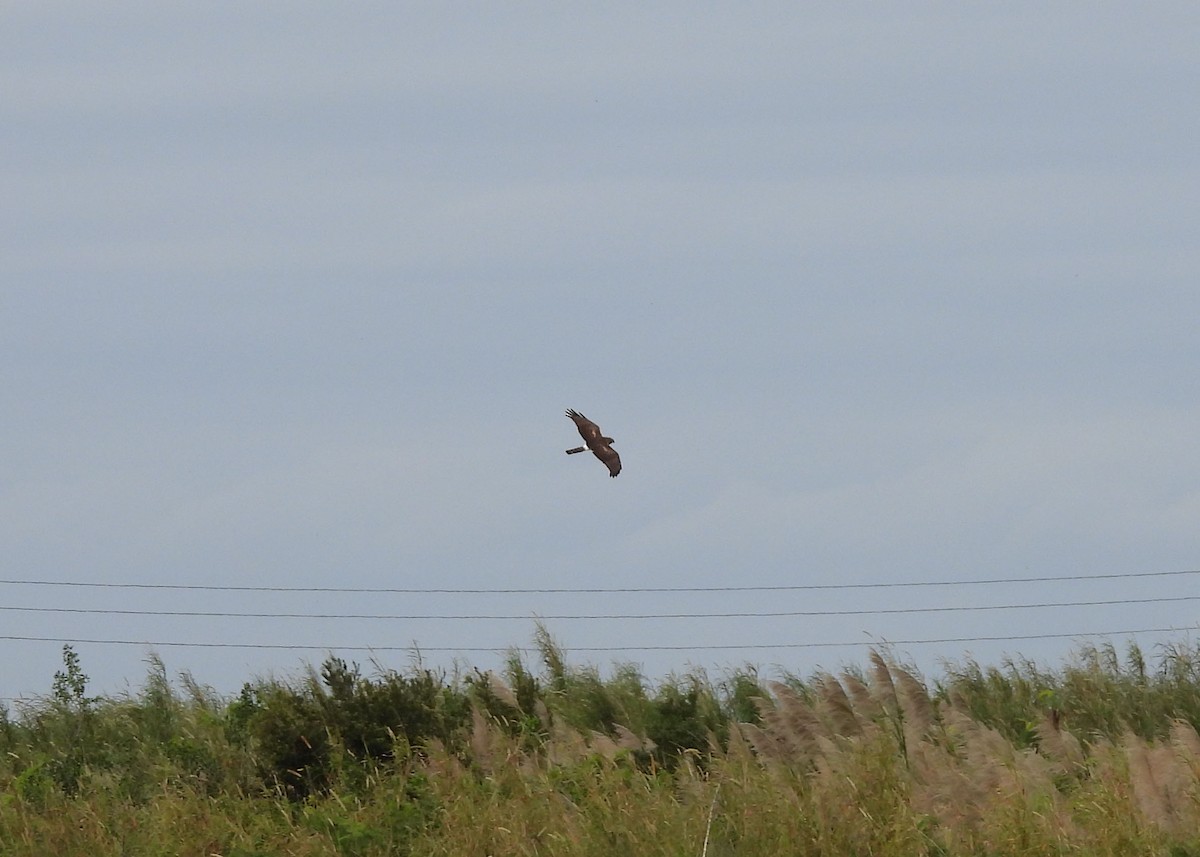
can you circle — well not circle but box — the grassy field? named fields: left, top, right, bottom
left=4, top=631, right=1200, bottom=855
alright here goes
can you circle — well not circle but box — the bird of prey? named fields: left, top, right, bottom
left=565, top=409, right=621, bottom=477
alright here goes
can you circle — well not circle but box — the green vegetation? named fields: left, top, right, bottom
left=5, top=634, right=1200, bottom=855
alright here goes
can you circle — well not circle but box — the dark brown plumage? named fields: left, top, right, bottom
left=565, top=409, right=621, bottom=477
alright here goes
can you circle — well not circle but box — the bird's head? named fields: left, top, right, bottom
left=602, top=436, right=615, bottom=445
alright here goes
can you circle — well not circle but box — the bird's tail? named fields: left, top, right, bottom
left=565, top=446, right=586, bottom=454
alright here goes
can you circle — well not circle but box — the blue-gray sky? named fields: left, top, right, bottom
left=4, top=4, right=1200, bottom=699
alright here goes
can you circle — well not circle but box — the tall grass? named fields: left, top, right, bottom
left=4, top=637, right=1200, bottom=855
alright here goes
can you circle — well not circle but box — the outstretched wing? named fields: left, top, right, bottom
left=565, top=409, right=604, bottom=445
left=591, top=443, right=621, bottom=477
left=565, top=409, right=621, bottom=477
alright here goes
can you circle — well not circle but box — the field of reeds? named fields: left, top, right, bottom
left=5, top=629, right=1200, bottom=856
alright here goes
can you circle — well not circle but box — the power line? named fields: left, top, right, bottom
left=1, top=593, right=1198, bottom=621
left=0, top=626, right=1193, bottom=653
left=0, top=568, right=1196, bottom=595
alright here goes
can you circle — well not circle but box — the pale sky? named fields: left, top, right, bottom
left=4, top=4, right=1199, bottom=699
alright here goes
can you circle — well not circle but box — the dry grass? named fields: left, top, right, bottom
left=6, top=644, right=1200, bottom=855
left=736, top=654, right=1200, bottom=855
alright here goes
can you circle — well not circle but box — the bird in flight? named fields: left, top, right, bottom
left=565, top=409, right=621, bottom=477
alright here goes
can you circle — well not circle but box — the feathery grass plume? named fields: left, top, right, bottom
left=869, top=649, right=898, bottom=714
left=1046, top=735, right=1150, bottom=852
left=840, top=669, right=882, bottom=722
left=763, top=681, right=824, bottom=762
left=586, top=729, right=623, bottom=761
left=953, top=706, right=1024, bottom=779
left=485, top=671, right=521, bottom=711
left=1123, top=732, right=1200, bottom=835
left=469, top=707, right=506, bottom=774
left=907, top=745, right=986, bottom=836
left=545, top=718, right=589, bottom=766
left=722, top=717, right=756, bottom=766
left=913, top=703, right=1071, bottom=853
left=866, top=652, right=936, bottom=764
left=911, top=708, right=1006, bottom=829
left=735, top=721, right=787, bottom=764
left=806, top=724, right=929, bottom=855
left=534, top=698, right=551, bottom=728
left=893, top=665, right=935, bottom=740
left=1170, top=719, right=1200, bottom=770
left=1124, top=734, right=1172, bottom=830
left=816, top=673, right=862, bottom=738
left=613, top=723, right=655, bottom=755
left=1034, top=711, right=1085, bottom=773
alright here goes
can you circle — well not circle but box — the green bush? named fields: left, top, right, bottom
left=240, top=657, right=471, bottom=799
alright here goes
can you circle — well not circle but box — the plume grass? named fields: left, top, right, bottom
left=5, top=641, right=1200, bottom=854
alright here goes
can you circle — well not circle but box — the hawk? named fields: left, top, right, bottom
left=565, top=409, right=621, bottom=477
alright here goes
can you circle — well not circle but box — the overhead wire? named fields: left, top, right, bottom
left=0, top=593, right=1197, bottom=621
left=1, top=569, right=1195, bottom=655
left=0, top=568, right=1196, bottom=594
left=0, top=626, right=1193, bottom=652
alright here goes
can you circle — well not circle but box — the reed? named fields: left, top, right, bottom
left=5, top=641, right=1200, bottom=854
